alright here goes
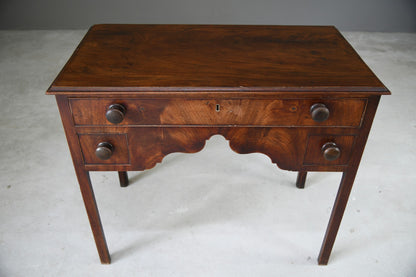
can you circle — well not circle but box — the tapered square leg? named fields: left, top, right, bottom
left=75, top=168, right=111, bottom=264
left=296, top=171, right=307, bottom=189
left=318, top=168, right=358, bottom=265
left=118, top=171, right=129, bottom=187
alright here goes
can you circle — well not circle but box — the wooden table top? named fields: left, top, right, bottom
left=47, top=24, right=389, bottom=95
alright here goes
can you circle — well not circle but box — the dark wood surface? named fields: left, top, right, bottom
left=55, top=95, right=111, bottom=264
left=296, top=171, right=307, bottom=189
left=118, top=171, right=129, bottom=187
left=48, top=24, right=389, bottom=265
left=318, top=94, right=380, bottom=265
left=47, top=24, right=389, bottom=94
left=69, top=98, right=367, bottom=127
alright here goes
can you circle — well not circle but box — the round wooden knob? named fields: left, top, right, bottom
left=95, top=142, right=113, bottom=160
left=310, top=103, right=330, bottom=122
left=322, top=142, right=341, bottom=161
left=106, top=104, right=126, bottom=124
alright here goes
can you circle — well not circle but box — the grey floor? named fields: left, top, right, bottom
left=0, top=30, right=415, bottom=277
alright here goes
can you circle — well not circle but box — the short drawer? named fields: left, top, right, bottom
left=303, top=134, right=356, bottom=166
left=78, top=133, right=130, bottom=165
left=70, top=98, right=366, bottom=127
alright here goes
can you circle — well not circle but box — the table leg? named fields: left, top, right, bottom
left=75, top=168, right=111, bottom=264
left=318, top=168, right=358, bottom=265
left=296, top=171, right=307, bottom=189
left=118, top=171, right=129, bottom=187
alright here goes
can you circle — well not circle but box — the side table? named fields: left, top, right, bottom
left=46, top=24, right=390, bottom=265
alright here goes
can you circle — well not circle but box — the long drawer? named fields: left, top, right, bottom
left=69, top=98, right=366, bottom=127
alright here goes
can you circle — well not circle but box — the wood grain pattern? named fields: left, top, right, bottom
left=69, top=98, right=367, bottom=127
left=73, top=125, right=361, bottom=172
left=47, top=24, right=389, bottom=94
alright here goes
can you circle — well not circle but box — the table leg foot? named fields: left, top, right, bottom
left=118, top=171, right=129, bottom=187
left=75, top=168, right=111, bottom=264
left=296, top=171, right=307, bottom=189
left=318, top=168, right=358, bottom=265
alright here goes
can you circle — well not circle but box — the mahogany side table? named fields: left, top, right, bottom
left=46, top=24, right=390, bottom=265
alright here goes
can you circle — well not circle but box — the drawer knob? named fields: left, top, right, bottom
left=106, top=104, right=126, bottom=124
left=95, top=142, right=113, bottom=160
left=310, top=103, right=330, bottom=122
left=322, top=142, right=341, bottom=161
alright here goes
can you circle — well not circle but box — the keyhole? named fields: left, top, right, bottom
left=216, top=104, right=220, bottom=112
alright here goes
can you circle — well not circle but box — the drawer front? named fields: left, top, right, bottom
left=78, top=133, right=130, bottom=165
left=70, top=98, right=366, bottom=127
left=303, top=134, right=356, bottom=166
